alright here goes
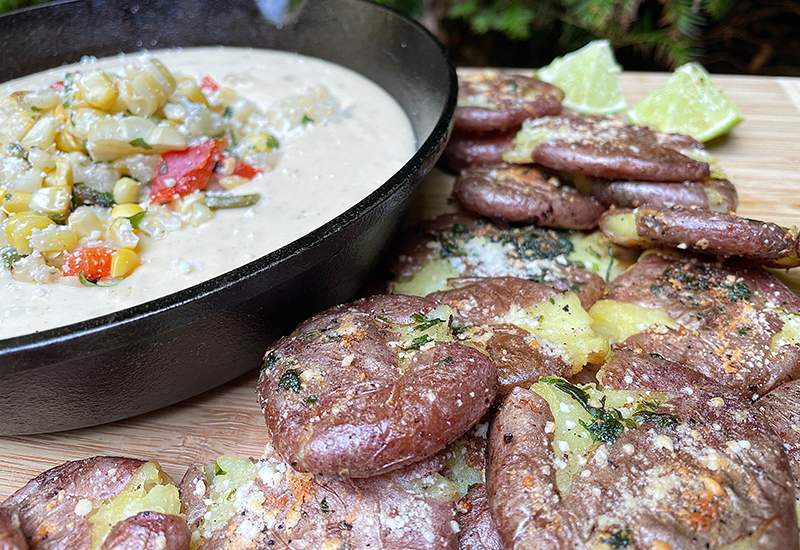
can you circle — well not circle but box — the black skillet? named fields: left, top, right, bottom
left=0, top=0, right=456, bottom=434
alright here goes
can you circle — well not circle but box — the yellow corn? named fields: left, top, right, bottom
left=176, top=79, right=209, bottom=106
left=45, top=157, right=73, bottom=189
left=1, top=191, right=32, bottom=213
left=78, top=70, right=118, bottom=111
left=187, top=203, right=214, bottom=227
left=20, top=116, right=58, bottom=150
left=29, top=187, right=71, bottom=221
left=68, top=206, right=105, bottom=237
left=110, top=248, right=140, bottom=277
left=27, top=147, right=56, bottom=171
left=110, top=203, right=144, bottom=219
left=218, top=157, right=236, bottom=177
left=55, top=129, right=86, bottom=153
left=219, top=175, right=249, bottom=190
left=5, top=211, right=55, bottom=254
left=29, top=225, right=79, bottom=253
left=113, top=177, right=140, bottom=204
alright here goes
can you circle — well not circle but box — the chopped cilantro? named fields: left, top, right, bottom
left=738, top=326, right=752, bottom=337
left=214, top=461, right=227, bottom=476
left=320, top=498, right=329, bottom=513
left=728, top=282, right=753, bottom=301
left=277, top=368, right=302, bottom=393
left=6, top=142, right=26, bottom=159
left=402, top=334, right=432, bottom=351
left=126, top=211, right=146, bottom=230
left=604, top=528, right=631, bottom=548
left=441, top=356, right=454, bottom=364
left=129, top=137, right=153, bottom=150
left=301, top=114, right=314, bottom=125
left=411, top=312, right=444, bottom=331
left=632, top=410, right=682, bottom=429
left=264, top=134, right=280, bottom=150
left=222, top=106, right=234, bottom=118
left=304, top=394, right=319, bottom=407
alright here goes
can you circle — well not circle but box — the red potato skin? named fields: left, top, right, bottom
left=256, top=294, right=497, bottom=478
left=455, top=484, right=503, bottom=550
left=101, top=512, right=190, bottom=550
left=451, top=165, right=605, bottom=229
left=605, top=251, right=800, bottom=397
left=488, top=351, right=799, bottom=549
left=519, top=116, right=710, bottom=182
left=428, top=277, right=588, bottom=395
left=1, top=457, right=145, bottom=550
left=440, top=130, right=515, bottom=173
left=455, top=72, right=563, bottom=133
left=0, top=508, right=27, bottom=550
left=583, top=177, right=739, bottom=212
left=633, top=205, right=800, bottom=267
left=757, top=380, right=800, bottom=518
left=179, top=454, right=458, bottom=550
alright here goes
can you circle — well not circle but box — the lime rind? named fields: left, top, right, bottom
left=537, top=39, right=626, bottom=115
left=627, top=62, right=743, bottom=142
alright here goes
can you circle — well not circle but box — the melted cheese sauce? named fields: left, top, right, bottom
left=0, top=47, right=416, bottom=340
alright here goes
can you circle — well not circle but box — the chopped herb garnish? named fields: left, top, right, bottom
left=375, top=314, right=392, bottom=323
left=222, top=106, right=234, bottom=118
left=632, top=410, right=682, bottom=429
left=0, top=246, right=22, bottom=271
left=277, top=368, right=302, bottom=393
left=402, top=334, right=432, bottom=351
left=262, top=351, right=280, bottom=371
left=320, top=498, right=330, bottom=513
left=441, top=356, right=453, bottom=364
left=301, top=329, right=320, bottom=340
left=6, top=142, right=26, bottom=159
left=304, top=394, right=319, bottom=407
left=604, top=242, right=615, bottom=283
left=648, top=353, right=665, bottom=360
left=127, top=211, right=146, bottom=230
left=30, top=106, right=41, bottom=112
left=748, top=384, right=759, bottom=392
left=604, top=527, right=631, bottom=548
left=301, top=114, right=314, bottom=125
left=129, top=137, right=153, bottom=150
left=411, top=312, right=444, bottom=331
left=264, top=134, right=280, bottom=150
left=738, top=326, right=752, bottom=337
left=214, top=461, right=227, bottom=476
left=78, top=272, right=99, bottom=287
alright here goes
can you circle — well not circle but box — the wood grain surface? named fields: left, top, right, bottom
left=2, top=71, right=800, bottom=500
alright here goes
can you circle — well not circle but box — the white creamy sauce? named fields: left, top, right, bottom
left=0, top=47, right=416, bottom=340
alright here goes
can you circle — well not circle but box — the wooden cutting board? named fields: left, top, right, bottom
left=2, top=71, right=800, bottom=499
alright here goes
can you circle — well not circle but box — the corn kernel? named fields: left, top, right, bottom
left=219, top=175, right=249, bottom=190
left=29, top=225, right=79, bottom=253
left=20, top=116, right=59, bottom=150
left=176, top=79, right=208, bottom=106
left=108, top=217, right=139, bottom=249
left=218, top=157, right=236, bottom=177
left=55, top=130, right=86, bottom=153
left=5, top=211, right=55, bottom=254
left=69, top=206, right=105, bottom=237
left=78, top=70, right=118, bottom=111
left=2, top=191, right=32, bottom=213
left=112, top=177, right=140, bottom=204
left=45, top=157, right=73, bottom=189
left=29, top=187, right=71, bottom=221
left=187, top=203, right=214, bottom=227
left=110, top=248, right=140, bottom=277
left=27, top=147, right=56, bottom=171
left=110, top=203, right=144, bottom=220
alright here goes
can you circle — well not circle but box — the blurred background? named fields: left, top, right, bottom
left=372, top=0, right=800, bottom=75
left=1, top=0, right=798, bottom=75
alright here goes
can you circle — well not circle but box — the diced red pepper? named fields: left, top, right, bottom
left=200, top=76, right=219, bottom=93
left=49, top=81, right=64, bottom=93
left=62, top=247, right=116, bottom=281
left=232, top=158, right=261, bottom=179
left=149, top=139, right=229, bottom=204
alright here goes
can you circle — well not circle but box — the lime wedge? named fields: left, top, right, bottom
left=627, top=62, right=743, bottom=142
left=537, top=40, right=626, bottom=115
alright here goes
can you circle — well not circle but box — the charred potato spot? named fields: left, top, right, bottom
left=589, top=299, right=679, bottom=344
left=532, top=377, right=673, bottom=493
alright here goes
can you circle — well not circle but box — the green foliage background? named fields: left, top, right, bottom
left=374, top=0, right=737, bottom=68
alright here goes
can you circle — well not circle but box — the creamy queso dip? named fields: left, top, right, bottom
left=0, top=47, right=416, bottom=340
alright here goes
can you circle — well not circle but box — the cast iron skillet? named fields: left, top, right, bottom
left=0, top=0, right=456, bottom=434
